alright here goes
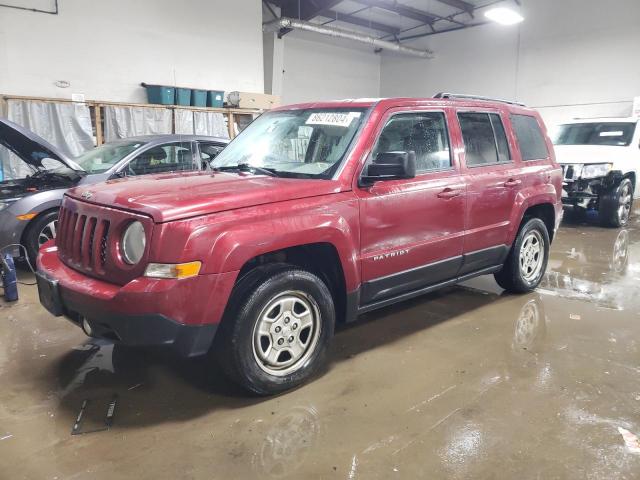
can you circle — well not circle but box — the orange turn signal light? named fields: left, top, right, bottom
left=144, top=261, right=202, bottom=279
left=16, top=213, right=37, bottom=221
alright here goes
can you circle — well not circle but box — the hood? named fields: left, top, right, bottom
left=554, top=144, right=632, bottom=165
left=0, top=117, right=81, bottom=170
left=66, top=171, right=346, bottom=222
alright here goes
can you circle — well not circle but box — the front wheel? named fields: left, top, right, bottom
left=24, top=210, right=59, bottom=267
left=213, top=266, right=335, bottom=395
left=494, top=217, right=550, bottom=293
left=600, top=178, right=633, bottom=228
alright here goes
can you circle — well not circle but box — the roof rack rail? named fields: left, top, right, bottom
left=433, top=92, right=526, bottom=107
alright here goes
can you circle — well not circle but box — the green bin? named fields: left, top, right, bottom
left=207, top=90, right=225, bottom=108
left=191, top=89, right=207, bottom=107
left=144, top=84, right=175, bottom=105
left=175, top=87, right=192, bottom=106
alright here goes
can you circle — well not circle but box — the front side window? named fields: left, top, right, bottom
left=552, top=122, right=637, bottom=147
left=211, top=108, right=367, bottom=179
left=371, top=111, right=451, bottom=173
left=74, top=141, right=145, bottom=174
left=127, top=142, right=195, bottom=176
left=511, top=114, right=549, bottom=160
left=458, top=112, right=511, bottom=166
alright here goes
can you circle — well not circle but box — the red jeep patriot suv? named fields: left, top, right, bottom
left=37, top=94, right=563, bottom=394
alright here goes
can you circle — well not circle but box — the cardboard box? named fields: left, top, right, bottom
left=228, top=91, right=280, bottom=110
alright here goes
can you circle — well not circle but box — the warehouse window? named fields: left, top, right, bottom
left=511, top=114, right=549, bottom=160
left=459, top=112, right=511, bottom=166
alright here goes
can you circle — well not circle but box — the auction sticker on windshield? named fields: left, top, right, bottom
left=306, top=112, right=361, bottom=128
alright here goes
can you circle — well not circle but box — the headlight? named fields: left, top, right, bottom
left=581, top=163, right=612, bottom=179
left=121, top=221, right=146, bottom=264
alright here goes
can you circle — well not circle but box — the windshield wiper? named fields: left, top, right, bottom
left=213, top=163, right=278, bottom=177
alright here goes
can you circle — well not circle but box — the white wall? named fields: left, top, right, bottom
left=380, top=0, right=640, bottom=125
left=0, top=0, right=264, bottom=103
left=276, top=30, right=381, bottom=105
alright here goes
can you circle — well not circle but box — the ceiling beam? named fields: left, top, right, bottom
left=434, top=0, right=475, bottom=14
left=320, top=9, right=401, bottom=35
left=272, top=0, right=344, bottom=36
left=275, top=0, right=343, bottom=20
left=351, top=0, right=437, bottom=24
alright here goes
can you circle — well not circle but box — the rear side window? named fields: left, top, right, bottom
left=511, top=114, right=549, bottom=160
left=458, top=112, right=511, bottom=166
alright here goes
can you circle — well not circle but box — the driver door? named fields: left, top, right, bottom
left=356, top=107, right=466, bottom=305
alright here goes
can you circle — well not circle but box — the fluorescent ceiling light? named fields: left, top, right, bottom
left=484, top=7, right=524, bottom=25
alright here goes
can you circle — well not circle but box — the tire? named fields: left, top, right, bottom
left=212, top=265, right=335, bottom=395
left=23, top=210, right=59, bottom=267
left=599, top=178, right=633, bottom=228
left=494, top=217, right=550, bottom=293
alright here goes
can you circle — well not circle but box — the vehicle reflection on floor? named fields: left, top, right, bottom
left=540, top=226, right=632, bottom=309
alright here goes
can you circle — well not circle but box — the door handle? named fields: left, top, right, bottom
left=437, top=188, right=462, bottom=199
left=504, top=178, right=522, bottom=187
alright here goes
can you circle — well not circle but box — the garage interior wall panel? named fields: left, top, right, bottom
left=0, top=0, right=263, bottom=103
left=103, top=106, right=172, bottom=142
left=379, top=0, right=640, bottom=125
left=174, top=110, right=229, bottom=139
left=279, top=31, right=381, bottom=104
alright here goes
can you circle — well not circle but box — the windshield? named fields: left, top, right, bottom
left=74, top=141, right=145, bottom=173
left=211, top=108, right=367, bottom=179
left=552, top=122, right=637, bottom=146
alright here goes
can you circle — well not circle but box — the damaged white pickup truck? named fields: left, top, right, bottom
left=553, top=117, right=639, bottom=227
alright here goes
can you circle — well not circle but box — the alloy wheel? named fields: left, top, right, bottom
left=252, top=290, right=322, bottom=377
left=617, top=182, right=632, bottom=225
left=519, top=230, right=544, bottom=283
left=38, top=220, right=58, bottom=246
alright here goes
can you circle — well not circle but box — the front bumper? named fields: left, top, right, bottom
left=561, top=171, right=623, bottom=209
left=36, top=244, right=239, bottom=357
left=0, top=208, right=28, bottom=257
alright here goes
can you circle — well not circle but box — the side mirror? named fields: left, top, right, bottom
left=362, top=151, right=416, bottom=184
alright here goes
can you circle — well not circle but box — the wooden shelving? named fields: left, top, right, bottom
left=1, top=94, right=264, bottom=143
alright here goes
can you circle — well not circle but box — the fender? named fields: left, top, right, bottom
left=506, top=183, right=558, bottom=244
left=151, top=194, right=362, bottom=291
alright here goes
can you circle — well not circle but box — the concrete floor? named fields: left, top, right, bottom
left=2, top=212, right=640, bottom=479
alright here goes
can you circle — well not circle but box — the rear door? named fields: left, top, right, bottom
left=454, top=109, right=524, bottom=274
left=357, top=107, right=466, bottom=305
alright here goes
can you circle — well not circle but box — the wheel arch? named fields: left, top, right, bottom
left=508, top=185, right=558, bottom=244
left=20, top=205, right=61, bottom=246
left=233, top=242, right=350, bottom=324
left=623, top=171, right=636, bottom=190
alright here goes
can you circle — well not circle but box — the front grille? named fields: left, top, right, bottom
left=54, top=196, right=152, bottom=285
left=57, top=206, right=110, bottom=274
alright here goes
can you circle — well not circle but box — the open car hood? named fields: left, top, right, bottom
left=0, top=117, right=82, bottom=171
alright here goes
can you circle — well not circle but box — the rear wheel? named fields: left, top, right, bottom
left=212, top=265, right=335, bottom=395
left=24, top=210, right=59, bottom=267
left=600, top=178, right=633, bottom=228
left=494, top=217, right=550, bottom=293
